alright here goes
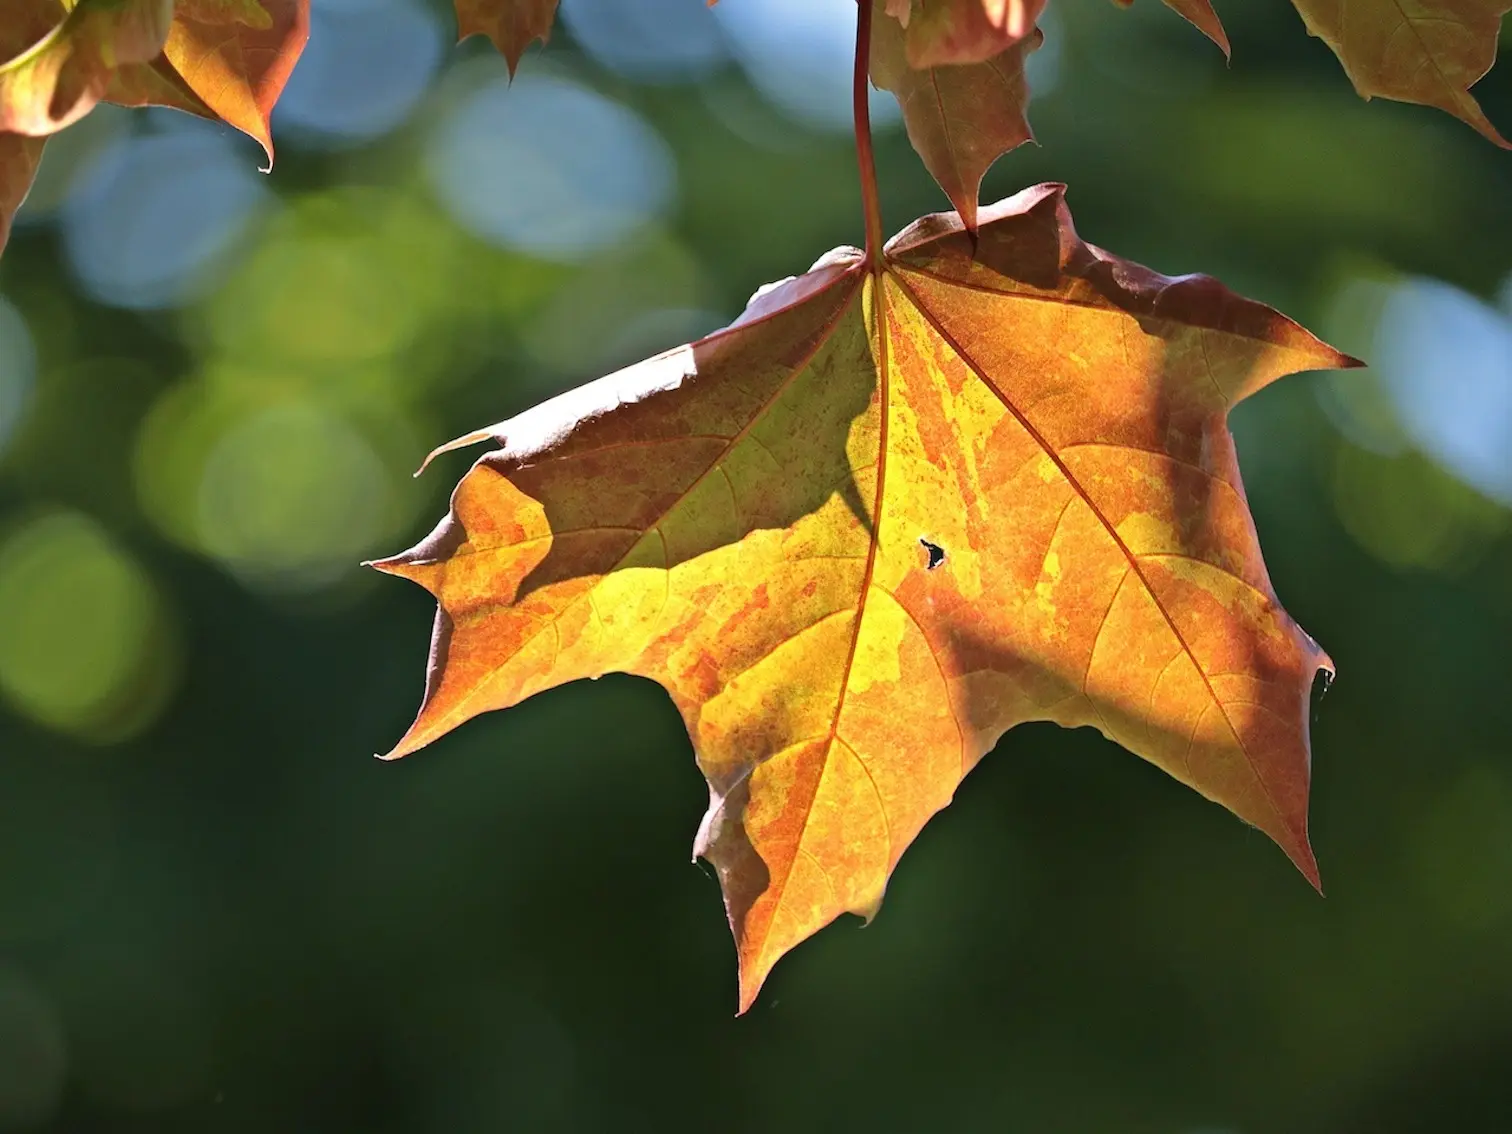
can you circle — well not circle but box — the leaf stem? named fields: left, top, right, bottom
left=853, top=0, right=884, bottom=266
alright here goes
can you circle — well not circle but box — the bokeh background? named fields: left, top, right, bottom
left=1, top=0, right=1510, bottom=1129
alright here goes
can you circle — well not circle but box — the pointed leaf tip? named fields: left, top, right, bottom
left=1160, top=0, right=1231, bottom=58
left=103, top=0, right=310, bottom=169
left=0, top=0, right=174, bottom=137
left=454, top=0, right=559, bottom=74
left=871, top=4, right=1043, bottom=234
left=1291, top=0, right=1511, bottom=146
left=1289, top=835, right=1323, bottom=894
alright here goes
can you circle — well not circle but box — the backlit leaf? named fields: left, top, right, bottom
left=871, top=0, right=1042, bottom=231
left=0, top=0, right=173, bottom=136
left=454, top=0, right=559, bottom=76
left=1109, top=0, right=1231, bottom=57
left=0, top=0, right=70, bottom=251
left=173, top=0, right=275, bottom=28
left=116, top=0, right=310, bottom=166
left=1291, top=0, right=1510, bottom=146
left=0, top=2, right=67, bottom=70
left=883, top=0, right=1047, bottom=67
left=0, top=0, right=304, bottom=256
left=1160, top=0, right=1230, bottom=55
left=375, top=185, right=1354, bottom=1011
left=104, top=54, right=214, bottom=121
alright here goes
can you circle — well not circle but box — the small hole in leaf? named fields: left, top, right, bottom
left=919, top=538, right=946, bottom=570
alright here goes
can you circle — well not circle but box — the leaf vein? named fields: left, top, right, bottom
left=890, top=267, right=1293, bottom=838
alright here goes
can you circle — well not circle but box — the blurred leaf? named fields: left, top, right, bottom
left=454, top=0, right=558, bottom=76
left=0, top=0, right=63, bottom=251
left=1156, top=0, right=1229, bottom=55
left=1292, top=0, right=1511, bottom=145
left=173, top=0, right=274, bottom=28
left=0, top=0, right=173, bottom=136
left=0, top=0, right=305, bottom=258
left=374, top=185, right=1353, bottom=1012
left=870, top=2, right=1041, bottom=232
left=111, top=0, right=310, bottom=165
left=102, top=53, right=212, bottom=119
left=1111, top=0, right=1506, bottom=141
left=1107, top=0, right=1229, bottom=55
left=0, top=509, right=179, bottom=741
left=1332, top=443, right=1510, bottom=572
left=881, top=0, right=1047, bottom=67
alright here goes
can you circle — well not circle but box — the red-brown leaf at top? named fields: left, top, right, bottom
left=0, top=0, right=306, bottom=255
left=1291, top=0, right=1510, bottom=146
left=1108, top=0, right=1228, bottom=57
left=173, top=0, right=276, bottom=26
left=870, top=0, right=1042, bottom=232
left=1161, top=0, right=1230, bottom=56
left=374, top=184, right=1355, bottom=1011
left=1106, top=0, right=1508, bottom=139
left=454, top=0, right=559, bottom=76
left=104, top=53, right=215, bottom=122
left=1109, top=0, right=1231, bottom=58
left=0, top=0, right=174, bottom=136
left=0, top=0, right=69, bottom=254
left=110, top=0, right=310, bottom=166
left=883, top=0, right=1047, bottom=67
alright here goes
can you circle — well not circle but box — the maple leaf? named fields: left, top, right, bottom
left=1107, top=0, right=1506, bottom=140
left=870, top=0, right=1042, bottom=232
left=0, top=0, right=174, bottom=136
left=0, top=0, right=68, bottom=254
left=1110, top=0, right=1230, bottom=57
left=1161, top=0, right=1229, bottom=55
left=172, top=0, right=275, bottom=28
left=110, top=0, right=310, bottom=166
left=883, top=0, right=1047, bottom=67
left=374, top=184, right=1354, bottom=1011
left=453, top=0, right=559, bottom=77
left=0, top=0, right=306, bottom=252
left=1291, top=0, right=1511, bottom=147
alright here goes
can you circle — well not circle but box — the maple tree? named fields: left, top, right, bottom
left=1, top=0, right=1506, bottom=1010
